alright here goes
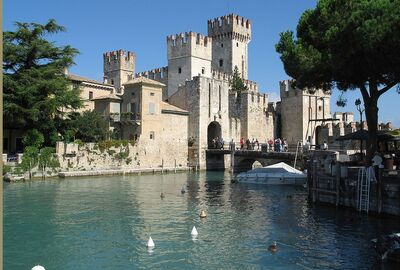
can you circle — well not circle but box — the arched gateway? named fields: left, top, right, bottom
left=207, top=121, right=222, bottom=149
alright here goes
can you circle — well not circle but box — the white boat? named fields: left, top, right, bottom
left=235, top=162, right=307, bottom=185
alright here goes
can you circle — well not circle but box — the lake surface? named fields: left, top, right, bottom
left=4, top=171, right=400, bottom=269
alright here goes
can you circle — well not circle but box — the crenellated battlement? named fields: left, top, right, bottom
left=135, top=66, right=168, bottom=80
left=103, top=50, right=135, bottom=65
left=280, top=79, right=330, bottom=98
left=207, top=14, right=251, bottom=41
left=243, top=79, right=258, bottom=92
left=167, top=32, right=211, bottom=48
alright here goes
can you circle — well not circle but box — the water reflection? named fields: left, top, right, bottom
left=4, top=172, right=400, bottom=270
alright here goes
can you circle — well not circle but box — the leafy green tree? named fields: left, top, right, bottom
left=72, top=110, right=109, bottom=142
left=19, top=146, right=39, bottom=180
left=3, top=19, right=82, bottom=146
left=38, top=147, right=59, bottom=179
left=276, top=0, right=400, bottom=163
left=230, top=66, right=248, bottom=101
left=22, top=129, right=44, bottom=148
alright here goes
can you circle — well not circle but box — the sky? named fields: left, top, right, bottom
left=4, top=0, right=400, bottom=127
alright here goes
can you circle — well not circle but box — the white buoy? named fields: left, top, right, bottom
left=199, top=210, right=207, bottom=218
left=191, top=226, right=198, bottom=236
left=146, top=236, right=155, bottom=248
left=32, top=266, right=45, bottom=270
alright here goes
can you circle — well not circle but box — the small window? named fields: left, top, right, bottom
left=89, top=91, right=93, bottom=99
left=131, top=92, right=135, bottom=96
left=201, top=67, right=205, bottom=74
left=178, top=67, right=182, bottom=74
left=150, top=131, right=155, bottom=140
left=236, top=42, right=239, bottom=47
left=219, top=59, right=223, bottom=67
left=221, top=43, right=224, bottom=48
left=111, top=79, right=114, bottom=85
left=149, top=103, right=156, bottom=114
left=150, top=92, right=155, bottom=96
left=318, top=105, right=322, bottom=111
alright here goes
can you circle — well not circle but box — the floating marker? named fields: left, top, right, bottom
left=160, top=192, right=165, bottom=199
left=191, top=226, right=198, bottom=236
left=146, top=236, right=155, bottom=248
left=32, top=266, right=45, bottom=270
left=199, top=210, right=207, bottom=218
left=181, top=186, right=186, bottom=194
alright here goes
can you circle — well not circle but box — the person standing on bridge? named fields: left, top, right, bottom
left=255, top=138, right=259, bottom=150
left=240, top=138, right=244, bottom=150
left=219, top=137, right=224, bottom=149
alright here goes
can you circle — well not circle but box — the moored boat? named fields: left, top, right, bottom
left=235, top=162, right=306, bottom=185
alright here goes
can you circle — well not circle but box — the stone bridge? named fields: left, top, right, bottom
left=205, top=149, right=303, bottom=172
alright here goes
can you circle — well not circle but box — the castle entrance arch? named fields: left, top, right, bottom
left=207, top=121, right=222, bottom=149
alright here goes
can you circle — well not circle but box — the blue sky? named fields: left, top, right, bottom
left=4, top=0, right=399, bottom=127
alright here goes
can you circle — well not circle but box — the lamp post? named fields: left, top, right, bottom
left=355, top=98, right=365, bottom=157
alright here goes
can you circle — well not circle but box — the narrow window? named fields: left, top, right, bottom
left=221, top=43, right=224, bottom=48
left=150, top=131, right=155, bottom=140
left=202, top=67, right=205, bottom=74
left=219, top=59, right=223, bottom=67
left=236, top=42, right=239, bottom=47
left=150, top=92, right=155, bottom=96
left=89, top=91, right=93, bottom=99
left=111, top=79, right=114, bottom=85
left=318, top=105, right=322, bottom=112
left=178, top=67, right=182, bottom=74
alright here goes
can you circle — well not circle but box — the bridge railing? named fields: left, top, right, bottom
left=207, top=142, right=300, bottom=153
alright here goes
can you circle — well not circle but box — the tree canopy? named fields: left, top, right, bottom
left=276, top=0, right=400, bottom=163
left=3, top=19, right=82, bottom=146
left=230, top=66, right=248, bottom=92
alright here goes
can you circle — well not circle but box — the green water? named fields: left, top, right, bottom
left=4, top=171, right=400, bottom=269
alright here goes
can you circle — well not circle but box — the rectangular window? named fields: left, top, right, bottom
left=219, top=59, right=223, bottom=67
left=202, top=67, right=205, bottom=74
left=150, top=92, right=155, bottom=96
left=89, top=91, right=93, bottom=99
left=178, top=67, right=182, bottom=74
left=150, top=131, right=155, bottom=140
left=149, top=103, right=156, bottom=115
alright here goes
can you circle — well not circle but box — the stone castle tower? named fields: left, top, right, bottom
left=279, top=80, right=331, bottom=145
left=208, top=14, right=251, bottom=79
left=167, top=32, right=212, bottom=97
left=103, top=50, right=135, bottom=93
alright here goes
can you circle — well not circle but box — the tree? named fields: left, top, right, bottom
left=72, top=110, right=109, bottom=142
left=230, top=66, right=248, bottom=101
left=38, top=147, right=60, bottom=179
left=22, top=129, right=44, bottom=148
left=3, top=19, right=82, bottom=146
left=19, top=146, right=39, bottom=180
left=276, top=0, right=400, bottom=163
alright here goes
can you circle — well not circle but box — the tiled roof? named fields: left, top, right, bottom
left=124, top=76, right=166, bottom=87
left=68, top=74, right=113, bottom=87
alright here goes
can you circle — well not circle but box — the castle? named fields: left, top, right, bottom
left=4, top=14, right=370, bottom=171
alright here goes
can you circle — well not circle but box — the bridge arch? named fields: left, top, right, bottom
left=235, top=158, right=268, bottom=172
left=207, top=121, right=222, bottom=149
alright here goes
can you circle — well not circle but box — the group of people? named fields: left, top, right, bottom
left=239, top=138, right=260, bottom=150
left=210, top=137, right=225, bottom=149
left=267, top=138, right=289, bottom=152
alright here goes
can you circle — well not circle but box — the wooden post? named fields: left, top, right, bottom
left=312, top=160, right=317, bottom=203
left=377, top=168, right=383, bottom=214
left=162, top=159, right=164, bottom=174
left=231, top=142, right=235, bottom=173
left=336, top=163, right=341, bottom=206
left=174, top=159, right=177, bottom=173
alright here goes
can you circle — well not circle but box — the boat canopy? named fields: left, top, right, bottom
left=250, top=162, right=304, bottom=174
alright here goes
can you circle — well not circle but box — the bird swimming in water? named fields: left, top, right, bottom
left=268, top=241, right=278, bottom=253
left=160, top=192, right=165, bottom=199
